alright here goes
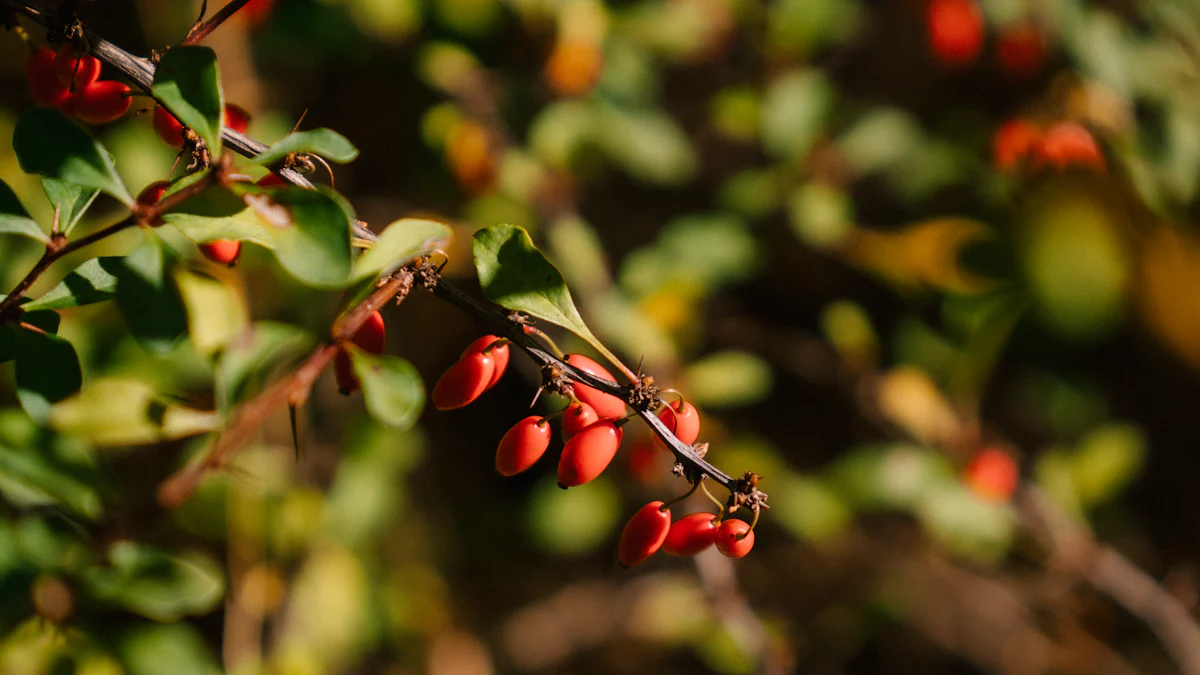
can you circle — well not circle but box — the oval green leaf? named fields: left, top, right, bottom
left=348, top=347, right=425, bottom=430
left=42, top=177, right=99, bottom=237
left=251, top=128, right=360, bottom=166
left=352, top=218, right=451, bottom=281
left=12, top=107, right=132, bottom=206
left=153, top=46, right=225, bottom=158
left=24, top=257, right=123, bottom=311
left=0, top=179, right=46, bottom=243
left=247, top=186, right=353, bottom=287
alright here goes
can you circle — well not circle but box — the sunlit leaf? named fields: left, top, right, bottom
left=348, top=348, right=425, bottom=430
left=352, top=218, right=451, bottom=281
left=153, top=46, right=224, bottom=157
left=0, top=444, right=104, bottom=519
left=247, top=186, right=353, bottom=287
left=174, top=268, right=249, bottom=357
left=49, top=378, right=219, bottom=446
left=87, top=542, right=225, bottom=621
left=760, top=70, right=833, bottom=160
left=120, top=624, right=222, bottom=675
left=13, top=107, right=132, bottom=205
left=251, top=128, right=360, bottom=165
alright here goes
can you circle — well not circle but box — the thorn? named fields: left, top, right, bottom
left=288, top=402, right=301, bottom=462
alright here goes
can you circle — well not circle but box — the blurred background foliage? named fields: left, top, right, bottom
left=2, top=0, right=1200, bottom=672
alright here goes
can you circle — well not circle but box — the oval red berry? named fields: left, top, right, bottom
left=137, top=181, right=171, bottom=206
left=617, top=501, right=671, bottom=567
left=462, top=335, right=509, bottom=390
left=715, top=518, right=754, bottom=558
left=656, top=400, right=700, bottom=447
left=495, top=416, right=552, bottom=476
left=964, top=448, right=1018, bottom=503
left=663, top=512, right=719, bottom=556
left=561, top=401, right=598, bottom=440
left=432, top=351, right=495, bottom=410
left=224, top=104, right=251, bottom=134
left=1034, top=122, right=1105, bottom=172
left=557, top=420, right=622, bottom=487
left=153, top=106, right=186, bottom=148
left=71, top=80, right=132, bottom=124
left=927, top=0, right=984, bottom=69
left=351, top=310, right=386, bottom=355
left=200, top=240, right=242, bottom=267
left=565, top=353, right=626, bottom=420
left=54, top=46, right=101, bottom=90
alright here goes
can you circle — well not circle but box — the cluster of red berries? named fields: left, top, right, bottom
left=925, top=0, right=1046, bottom=78
left=152, top=104, right=250, bottom=150
left=434, top=335, right=757, bottom=565
left=26, top=45, right=132, bottom=124
left=993, top=119, right=1105, bottom=173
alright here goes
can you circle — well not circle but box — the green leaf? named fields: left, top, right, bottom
left=682, top=350, right=774, bottom=408
left=1070, top=423, right=1145, bottom=508
left=348, top=348, right=425, bottom=430
left=173, top=268, right=249, bottom=357
left=0, top=444, right=104, bottom=519
left=251, top=128, right=360, bottom=165
left=0, top=179, right=46, bottom=243
left=23, top=257, right=123, bottom=311
left=121, top=624, right=222, bottom=675
left=216, top=322, right=313, bottom=413
left=247, top=186, right=353, bottom=287
left=760, top=70, right=833, bottom=161
left=1, top=308, right=61, bottom=362
left=42, top=177, right=99, bottom=237
left=88, top=542, right=225, bottom=621
left=12, top=107, right=132, bottom=206
left=49, top=378, right=218, bottom=447
left=161, top=171, right=273, bottom=246
left=153, top=46, right=224, bottom=157
left=473, top=224, right=604, bottom=351
left=352, top=218, right=451, bottom=281
left=14, top=327, right=82, bottom=423
left=113, top=235, right=189, bottom=353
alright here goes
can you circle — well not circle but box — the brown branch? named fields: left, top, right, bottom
left=182, top=0, right=253, bottom=46
left=157, top=269, right=415, bottom=508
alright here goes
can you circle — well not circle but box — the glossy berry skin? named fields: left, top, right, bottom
left=153, top=106, right=187, bottom=148
left=462, top=335, right=509, bottom=390
left=565, top=354, right=627, bottom=420
left=432, top=351, right=496, bottom=410
left=993, top=119, right=1041, bottom=171
left=54, top=46, right=101, bottom=90
left=1034, top=122, right=1105, bottom=172
left=617, top=501, right=672, bottom=567
left=70, top=80, right=132, bottom=124
left=333, top=311, right=387, bottom=395
left=557, top=420, right=623, bottom=487
left=715, top=518, right=754, bottom=558
left=562, top=401, right=599, bottom=440
left=663, top=513, right=720, bottom=556
left=656, top=400, right=700, bottom=447
left=496, top=416, right=552, bottom=476
left=964, top=448, right=1018, bottom=503
left=27, top=47, right=69, bottom=106
left=927, top=0, right=984, bottom=69
left=200, top=240, right=242, bottom=267
left=257, top=173, right=286, bottom=187
left=224, top=104, right=251, bottom=134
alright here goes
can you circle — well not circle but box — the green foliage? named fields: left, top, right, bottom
left=0, top=179, right=45, bottom=243
left=23, top=257, right=122, bottom=311
left=251, top=128, right=360, bottom=165
left=153, top=47, right=225, bottom=157
left=351, top=218, right=451, bottom=281
left=12, top=108, right=133, bottom=206
left=347, top=347, right=425, bottom=429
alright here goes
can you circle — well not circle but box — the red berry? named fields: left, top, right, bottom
left=54, top=45, right=101, bottom=90
left=557, top=420, right=623, bottom=487
left=627, top=438, right=668, bottom=485
left=996, top=22, right=1045, bottom=80
left=927, top=0, right=984, bottom=69
left=432, top=351, right=496, bottom=410
left=225, top=104, right=251, bottom=134
left=200, top=240, right=242, bottom=267
left=496, top=416, right=552, bottom=476
left=332, top=311, right=386, bottom=395
left=240, top=0, right=276, bottom=26
left=136, top=181, right=171, bottom=206
left=257, top=174, right=286, bottom=187
left=562, top=401, right=599, bottom=440
left=964, top=448, right=1018, bottom=503
left=617, top=501, right=672, bottom=567
left=1034, top=122, right=1105, bottom=171
left=663, top=512, right=719, bottom=556
left=715, top=518, right=754, bottom=558
left=334, top=349, right=359, bottom=395
left=655, top=400, right=700, bottom=447
left=154, top=106, right=186, bottom=149
left=462, top=335, right=509, bottom=390
left=564, top=354, right=626, bottom=420
left=993, top=118, right=1041, bottom=171
left=27, top=47, right=70, bottom=106
left=70, top=80, right=132, bottom=124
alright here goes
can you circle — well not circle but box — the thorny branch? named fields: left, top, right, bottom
left=182, top=0, right=253, bottom=46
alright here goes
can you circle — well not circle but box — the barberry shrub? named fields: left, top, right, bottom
left=0, top=0, right=1195, bottom=673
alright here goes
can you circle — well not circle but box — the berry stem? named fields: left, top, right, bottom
left=660, top=480, right=700, bottom=511
left=700, top=481, right=726, bottom=513
left=524, top=325, right=564, bottom=359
